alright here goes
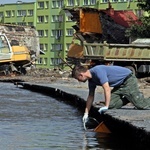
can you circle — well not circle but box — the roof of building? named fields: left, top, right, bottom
left=101, top=5, right=139, bottom=28
left=0, top=0, right=35, bottom=5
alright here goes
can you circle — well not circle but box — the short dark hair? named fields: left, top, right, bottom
left=72, top=65, right=88, bottom=78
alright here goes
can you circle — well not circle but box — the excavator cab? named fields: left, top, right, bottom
left=0, top=34, right=12, bottom=63
left=0, top=34, right=31, bottom=75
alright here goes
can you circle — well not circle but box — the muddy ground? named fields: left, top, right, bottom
left=0, top=68, right=150, bottom=98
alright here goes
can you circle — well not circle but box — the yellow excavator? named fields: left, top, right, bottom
left=0, top=34, right=32, bottom=75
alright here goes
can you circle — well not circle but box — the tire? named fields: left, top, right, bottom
left=125, top=66, right=136, bottom=75
left=3, top=65, right=11, bottom=75
left=20, top=67, right=27, bottom=75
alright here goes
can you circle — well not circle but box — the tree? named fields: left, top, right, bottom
left=137, top=0, right=150, bottom=13
left=126, top=16, right=150, bottom=38
left=126, top=0, right=150, bottom=39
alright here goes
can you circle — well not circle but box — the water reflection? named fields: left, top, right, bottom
left=82, top=131, right=113, bottom=150
left=0, top=83, right=130, bottom=150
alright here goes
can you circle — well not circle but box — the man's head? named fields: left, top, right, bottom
left=72, top=65, right=89, bottom=82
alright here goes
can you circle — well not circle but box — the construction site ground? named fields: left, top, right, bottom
left=0, top=68, right=149, bottom=98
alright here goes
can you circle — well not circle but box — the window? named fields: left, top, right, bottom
left=52, top=1, right=57, bottom=8
left=17, top=10, right=26, bottom=16
left=45, top=1, right=49, bottom=8
left=38, top=30, right=44, bottom=37
left=38, top=30, right=48, bottom=37
left=51, top=58, right=62, bottom=65
left=112, top=0, right=118, bottom=2
left=28, top=10, right=33, bottom=16
left=66, top=29, right=74, bottom=36
left=66, top=16, right=72, bottom=21
left=58, top=0, right=63, bottom=8
left=6, top=11, right=11, bottom=17
left=51, top=30, right=63, bottom=39
left=59, top=15, right=63, bottom=22
left=18, top=22, right=26, bottom=26
left=120, top=0, right=127, bottom=1
left=52, top=15, right=58, bottom=22
left=40, top=43, right=48, bottom=51
left=83, top=0, right=88, bottom=5
left=0, top=12, right=3, bottom=17
left=38, top=16, right=44, bottom=23
left=28, top=22, right=33, bottom=26
left=38, top=2, right=44, bottom=9
left=40, top=44, right=44, bottom=51
left=52, top=0, right=63, bottom=8
left=52, top=15, right=63, bottom=22
left=45, top=30, right=48, bottom=37
left=44, top=44, right=48, bottom=51
left=66, top=43, right=71, bottom=50
left=90, top=0, right=96, bottom=5
left=0, top=35, right=10, bottom=52
left=12, top=10, right=15, bottom=17
left=45, top=16, right=48, bottom=23
left=37, top=57, right=43, bottom=64
left=135, top=9, right=143, bottom=17
left=43, top=58, right=47, bottom=65
left=102, top=0, right=108, bottom=2
left=51, top=44, right=62, bottom=51
left=68, top=0, right=74, bottom=6
left=76, top=0, right=79, bottom=6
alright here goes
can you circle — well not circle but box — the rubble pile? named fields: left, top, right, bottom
left=26, top=68, right=72, bottom=78
left=0, top=24, right=40, bottom=56
left=100, top=12, right=128, bottom=44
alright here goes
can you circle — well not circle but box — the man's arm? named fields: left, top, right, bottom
left=85, top=92, right=94, bottom=113
left=82, top=90, right=95, bottom=122
left=85, top=90, right=95, bottom=114
left=98, top=82, right=111, bottom=114
left=102, top=82, right=111, bottom=107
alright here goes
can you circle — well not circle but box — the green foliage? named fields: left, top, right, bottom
left=126, top=16, right=150, bottom=38
left=126, top=0, right=150, bottom=38
left=137, top=0, right=150, bottom=13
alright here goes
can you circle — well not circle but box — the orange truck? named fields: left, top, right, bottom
left=64, top=7, right=150, bottom=77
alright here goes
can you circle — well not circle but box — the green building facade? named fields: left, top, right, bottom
left=0, top=0, right=141, bottom=69
left=0, top=1, right=36, bottom=26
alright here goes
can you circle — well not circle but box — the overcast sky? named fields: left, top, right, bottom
left=0, top=0, right=35, bottom=4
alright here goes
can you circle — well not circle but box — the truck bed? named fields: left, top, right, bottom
left=83, top=42, right=150, bottom=61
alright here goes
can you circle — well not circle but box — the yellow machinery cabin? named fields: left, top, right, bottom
left=0, top=34, right=31, bottom=74
left=11, top=46, right=31, bottom=64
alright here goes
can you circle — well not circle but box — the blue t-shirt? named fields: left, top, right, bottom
left=89, top=65, right=132, bottom=91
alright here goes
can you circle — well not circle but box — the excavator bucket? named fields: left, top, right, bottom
left=94, top=121, right=111, bottom=133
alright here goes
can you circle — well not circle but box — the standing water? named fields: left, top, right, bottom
left=0, top=83, right=132, bottom=150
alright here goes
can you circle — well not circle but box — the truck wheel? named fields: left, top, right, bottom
left=125, top=66, right=136, bottom=75
left=20, top=67, right=27, bottom=75
left=3, top=65, right=11, bottom=75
